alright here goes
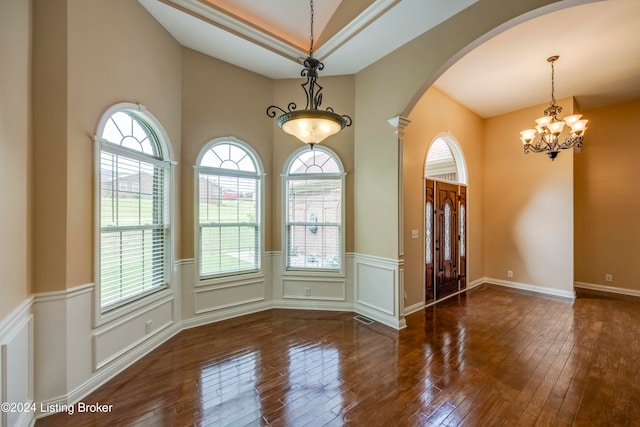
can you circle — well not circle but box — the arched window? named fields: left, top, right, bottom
left=284, top=147, right=344, bottom=271
left=195, top=138, right=263, bottom=279
left=424, top=134, right=468, bottom=185
left=96, top=103, right=173, bottom=312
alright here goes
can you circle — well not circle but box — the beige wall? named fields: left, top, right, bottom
left=483, top=99, right=575, bottom=294
left=0, top=0, right=31, bottom=319
left=403, top=87, right=484, bottom=307
left=181, top=48, right=273, bottom=257
left=32, top=0, right=68, bottom=294
left=270, top=75, right=355, bottom=253
left=575, top=98, right=640, bottom=291
left=354, top=0, right=564, bottom=260
left=32, top=0, right=182, bottom=292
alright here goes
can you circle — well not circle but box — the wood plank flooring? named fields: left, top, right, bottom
left=36, top=285, right=640, bottom=426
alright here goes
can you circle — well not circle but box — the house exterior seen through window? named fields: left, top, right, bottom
left=284, top=147, right=344, bottom=271
left=196, top=139, right=262, bottom=279
left=97, top=106, right=172, bottom=312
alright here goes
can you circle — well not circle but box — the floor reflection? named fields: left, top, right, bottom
left=283, top=345, right=343, bottom=425
left=199, top=351, right=261, bottom=425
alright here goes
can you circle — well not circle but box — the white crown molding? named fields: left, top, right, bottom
left=315, top=0, right=399, bottom=60
left=162, top=0, right=303, bottom=60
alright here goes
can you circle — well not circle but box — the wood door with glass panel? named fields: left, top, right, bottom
left=435, top=181, right=458, bottom=299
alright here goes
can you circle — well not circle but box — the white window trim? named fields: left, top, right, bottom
left=282, top=146, right=346, bottom=277
left=93, top=102, right=176, bottom=327
left=194, top=136, right=265, bottom=286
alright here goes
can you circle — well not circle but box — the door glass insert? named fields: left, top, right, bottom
left=444, top=202, right=451, bottom=261
left=460, top=204, right=465, bottom=257
left=425, top=201, right=433, bottom=264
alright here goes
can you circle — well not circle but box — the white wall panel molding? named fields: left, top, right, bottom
left=32, top=283, right=93, bottom=304
left=353, top=253, right=406, bottom=330
left=282, top=278, right=346, bottom=301
left=193, top=279, right=265, bottom=314
left=92, top=297, right=176, bottom=370
left=0, top=299, right=33, bottom=427
left=182, top=301, right=272, bottom=330
left=35, top=321, right=181, bottom=422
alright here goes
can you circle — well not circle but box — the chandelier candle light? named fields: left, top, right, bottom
left=267, top=0, right=352, bottom=148
left=520, top=55, right=588, bottom=160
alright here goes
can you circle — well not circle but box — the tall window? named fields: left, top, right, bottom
left=97, top=105, right=172, bottom=312
left=284, top=147, right=344, bottom=270
left=196, top=139, right=262, bottom=279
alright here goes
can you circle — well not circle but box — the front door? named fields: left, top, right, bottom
left=435, top=181, right=458, bottom=299
left=425, top=180, right=466, bottom=302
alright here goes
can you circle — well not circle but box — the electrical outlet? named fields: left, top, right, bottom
left=507, top=270, right=513, bottom=278
left=411, top=230, right=419, bottom=239
left=304, top=287, right=311, bottom=296
left=605, top=274, right=613, bottom=282
left=145, top=320, right=153, bottom=334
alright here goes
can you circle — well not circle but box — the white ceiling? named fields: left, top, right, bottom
left=139, top=0, right=640, bottom=118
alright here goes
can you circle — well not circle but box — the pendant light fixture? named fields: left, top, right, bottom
left=266, top=0, right=352, bottom=148
left=520, top=55, right=588, bottom=160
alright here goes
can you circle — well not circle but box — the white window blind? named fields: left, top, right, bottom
left=98, top=110, right=170, bottom=311
left=285, top=148, right=343, bottom=270
left=197, top=141, right=261, bottom=279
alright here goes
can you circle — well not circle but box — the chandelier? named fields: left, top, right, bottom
left=520, top=55, right=588, bottom=160
left=266, top=0, right=352, bottom=148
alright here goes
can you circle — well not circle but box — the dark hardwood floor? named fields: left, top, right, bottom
left=36, top=284, right=640, bottom=426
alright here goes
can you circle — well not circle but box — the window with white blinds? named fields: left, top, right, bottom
left=98, top=109, right=171, bottom=311
left=284, top=147, right=344, bottom=271
left=196, top=140, right=261, bottom=279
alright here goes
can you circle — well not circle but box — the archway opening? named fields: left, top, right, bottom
left=424, top=134, right=468, bottom=304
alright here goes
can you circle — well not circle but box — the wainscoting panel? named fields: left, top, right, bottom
left=93, top=298, right=175, bottom=370
left=0, top=299, right=33, bottom=427
left=282, top=278, right=345, bottom=301
left=194, top=279, right=265, bottom=314
left=354, top=254, right=405, bottom=329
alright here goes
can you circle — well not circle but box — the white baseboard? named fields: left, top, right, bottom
left=485, top=278, right=575, bottom=300
left=272, top=299, right=353, bottom=312
left=68, top=323, right=181, bottom=406
left=36, top=322, right=181, bottom=419
left=574, top=281, right=640, bottom=298
left=182, top=301, right=272, bottom=330
left=354, top=303, right=406, bottom=330
left=404, top=302, right=424, bottom=316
